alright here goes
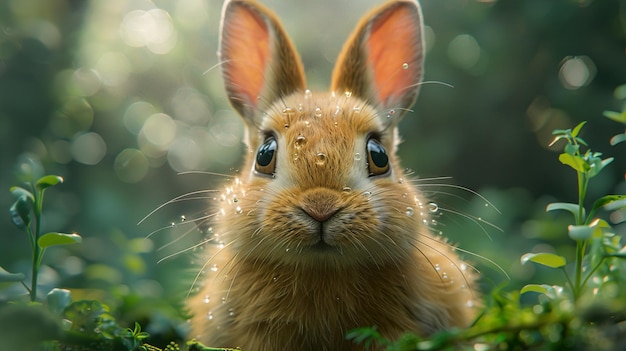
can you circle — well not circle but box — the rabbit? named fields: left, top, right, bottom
left=187, top=0, right=478, bottom=350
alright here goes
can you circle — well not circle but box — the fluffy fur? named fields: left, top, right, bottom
left=188, top=1, right=478, bottom=350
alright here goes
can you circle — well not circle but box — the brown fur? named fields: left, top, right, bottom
left=188, top=1, right=478, bottom=350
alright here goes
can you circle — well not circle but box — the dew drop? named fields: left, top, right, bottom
left=460, top=263, right=468, bottom=271
left=180, top=215, right=186, bottom=222
left=422, top=219, right=429, bottom=225
left=402, top=63, right=409, bottom=70
left=354, top=152, right=362, bottom=161
left=284, top=123, right=290, bottom=129
left=304, top=120, right=310, bottom=127
left=228, top=308, right=235, bottom=316
left=314, top=107, right=322, bottom=117
left=466, top=300, right=474, bottom=308
left=334, top=105, right=341, bottom=116
left=315, top=153, right=327, bottom=166
left=388, top=109, right=396, bottom=116
left=352, top=106, right=362, bottom=113
left=235, top=206, right=243, bottom=214
left=398, top=178, right=404, bottom=184
left=427, top=202, right=439, bottom=213
left=304, top=89, right=312, bottom=99
left=285, top=248, right=290, bottom=252
left=431, top=219, right=438, bottom=225
left=344, top=91, right=352, bottom=98
left=442, top=272, right=449, bottom=280
left=434, top=263, right=441, bottom=271
left=203, top=295, right=210, bottom=304
left=272, top=276, right=278, bottom=282
left=405, top=207, right=414, bottom=216
left=363, top=191, right=372, bottom=197
left=342, top=186, right=352, bottom=192
left=294, top=135, right=307, bottom=149
left=293, top=153, right=299, bottom=161
left=221, top=297, right=227, bottom=304
left=282, top=107, right=295, bottom=116
left=207, top=312, right=214, bottom=320
left=210, top=264, right=218, bottom=272
left=170, top=222, right=176, bottom=228
left=298, top=103, right=303, bottom=112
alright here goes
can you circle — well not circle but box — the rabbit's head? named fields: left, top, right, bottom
left=218, top=0, right=429, bottom=269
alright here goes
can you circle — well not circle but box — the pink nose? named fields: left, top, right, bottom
left=299, top=188, right=342, bottom=223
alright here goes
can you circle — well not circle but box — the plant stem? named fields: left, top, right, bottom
left=30, top=187, right=44, bottom=302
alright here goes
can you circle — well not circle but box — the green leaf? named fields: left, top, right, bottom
left=38, top=232, right=82, bottom=249
left=521, top=252, right=567, bottom=268
left=589, top=195, right=626, bottom=218
left=520, top=284, right=551, bottom=295
left=603, top=110, right=626, bottom=124
left=610, top=133, right=626, bottom=145
left=571, top=121, right=587, bottom=137
left=10, top=195, right=32, bottom=230
left=568, top=224, right=594, bottom=241
left=588, top=157, right=613, bottom=178
left=35, top=175, right=64, bottom=191
left=558, top=153, right=588, bottom=173
left=0, top=266, right=25, bottom=282
left=546, top=202, right=583, bottom=222
left=47, top=288, right=72, bottom=315
left=10, top=186, right=34, bottom=202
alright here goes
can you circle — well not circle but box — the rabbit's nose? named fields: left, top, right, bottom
left=299, top=188, right=342, bottom=223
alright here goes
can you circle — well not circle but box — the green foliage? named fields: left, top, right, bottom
left=3, top=166, right=82, bottom=302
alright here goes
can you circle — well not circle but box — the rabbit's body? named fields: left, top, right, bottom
left=188, top=1, right=477, bottom=349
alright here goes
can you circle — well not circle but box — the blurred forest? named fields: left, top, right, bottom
left=0, top=0, right=625, bottom=345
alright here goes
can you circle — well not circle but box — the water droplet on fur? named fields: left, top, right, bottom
left=352, top=106, right=361, bottom=113
left=466, top=300, right=474, bottom=308
left=304, top=89, right=312, bottom=99
left=294, top=135, right=307, bottom=149
left=434, top=264, right=441, bottom=271
left=442, top=272, right=449, bottom=280
left=428, top=202, right=439, bottom=213
left=388, top=109, right=396, bottom=116
left=203, top=295, right=210, bottom=304
left=282, top=107, right=295, bottom=116
left=314, top=107, right=322, bottom=117
left=298, top=103, right=303, bottom=112
left=402, top=63, right=409, bottom=70
left=285, top=248, right=291, bottom=252
left=228, top=308, right=235, bottom=316
left=398, top=178, right=404, bottom=184
left=460, top=263, right=468, bottom=271
left=210, top=264, right=218, bottom=272
left=363, top=191, right=372, bottom=198
left=304, top=120, right=310, bottom=127
left=284, top=123, right=290, bottom=129
left=180, top=215, right=186, bottom=222
left=272, top=276, right=278, bottom=282
left=331, top=91, right=336, bottom=98
left=293, top=153, right=299, bottom=161
left=235, top=206, right=243, bottom=214
left=422, top=219, right=429, bottom=225
left=334, top=105, right=341, bottom=116
left=405, top=207, right=414, bottom=216
left=342, top=186, right=352, bottom=192
left=315, top=153, right=327, bottom=166
left=221, top=297, right=227, bottom=304
left=207, top=312, right=214, bottom=320
left=431, top=219, right=438, bottom=225
left=344, top=91, right=352, bottom=98
left=354, top=152, right=361, bottom=161
left=170, top=222, right=176, bottom=228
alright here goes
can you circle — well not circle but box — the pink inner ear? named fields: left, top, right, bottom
left=222, top=5, right=271, bottom=105
left=366, top=5, right=422, bottom=106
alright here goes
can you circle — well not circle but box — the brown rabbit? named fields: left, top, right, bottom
left=188, top=0, right=478, bottom=349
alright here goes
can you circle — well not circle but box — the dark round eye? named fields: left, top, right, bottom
left=255, top=136, right=277, bottom=175
left=366, top=138, right=389, bottom=176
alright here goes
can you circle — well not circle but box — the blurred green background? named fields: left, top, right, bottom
left=0, top=0, right=625, bottom=344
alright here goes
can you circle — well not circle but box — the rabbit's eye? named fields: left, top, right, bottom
left=366, top=138, right=389, bottom=176
left=255, top=137, right=277, bottom=175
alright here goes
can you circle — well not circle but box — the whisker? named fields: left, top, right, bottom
left=158, top=237, right=213, bottom=264
left=138, top=189, right=220, bottom=225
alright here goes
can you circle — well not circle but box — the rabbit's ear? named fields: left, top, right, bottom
left=331, top=0, right=423, bottom=122
left=219, top=0, right=306, bottom=123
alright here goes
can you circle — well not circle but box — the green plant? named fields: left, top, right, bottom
left=3, top=170, right=82, bottom=302
left=521, top=121, right=626, bottom=300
